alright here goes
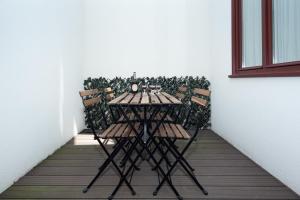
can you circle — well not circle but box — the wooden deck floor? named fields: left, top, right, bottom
left=1, top=130, right=299, bottom=199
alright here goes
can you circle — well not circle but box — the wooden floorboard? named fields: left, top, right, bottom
left=1, top=130, right=299, bottom=199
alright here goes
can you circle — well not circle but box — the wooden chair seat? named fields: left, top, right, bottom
left=153, top=123, right=190, bottom=139
left=98, top=122, right=141, bottom=139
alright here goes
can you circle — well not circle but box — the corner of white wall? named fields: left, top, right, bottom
left=208, top=0, right=300, bottom=195
left=0, top=0, right=85, bottom=193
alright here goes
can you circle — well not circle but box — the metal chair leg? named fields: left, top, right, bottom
left=153, top=137, right=208, bottom=196
left=83, top=137, right=135, bottom=195
left=152, top=138, right=195, bottom=172
left=118, top=138, right=140, bottom=170
left=164, top=138, right=195, bottom=172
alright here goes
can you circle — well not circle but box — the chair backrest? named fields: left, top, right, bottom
left=175, top=85, right=188, bottom=101
left=79, top=89, right=107, bottom=131
left=82, top=96, right=101, bottom=108
left=79, top=89, right=99, bottom=98
left=191, top=88, right=211, bottom=107
left=184, top=88, right=211, bottom=130
left=79, top=89, right=102, bottom=107
left=104, top=87, right=115, bottom=101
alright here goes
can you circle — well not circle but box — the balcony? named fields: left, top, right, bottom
left=0, top=0, right=299, bottom=199
left=1, top=131, right=299, bottom=199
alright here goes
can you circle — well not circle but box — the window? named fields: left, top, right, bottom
left=231, top=0, right=300, bottom=77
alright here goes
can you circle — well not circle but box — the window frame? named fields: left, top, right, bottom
left=230, top=0, right=300, bottom=78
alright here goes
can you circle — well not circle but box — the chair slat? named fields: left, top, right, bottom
left=107, top=123, right=122, bottom=138
left=106, top=93, right=115, bottom=101
left=129, top=123, right=140, bottom=137
left=170, top=124, right=183, bottom=138
left=153, top=123, right=189, bottom=139
left=79, top=89, right=99, bottom=97
left=175, top=92, right=185, bottom=100
left=178, top=86, right=188, bottom=92
left=101, top=124, right=117, bottom=138
left=159, top=124, right=167, bottom=137
left=83, top=96, right=101, bottom=107
left=104, top=87, right=113, bottom=94
left=122, top=124, right=132, bottom=137
left=193, top=88, right=211, bottom=97
left=114, top=124, right=127, bottom=137
left=191, top=96, right=208, bottom=107
left=164, top=123, right=175, bottom=138
left=175, top=124, right=190, bottom=139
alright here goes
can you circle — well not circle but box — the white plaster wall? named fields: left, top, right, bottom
left=209, top=0, right=300, bottom=195
left=83, top=0, right=211, bottom=78
left=0, top=0, right=84, bottom=193
left=1, top=0, right=299, bottom=196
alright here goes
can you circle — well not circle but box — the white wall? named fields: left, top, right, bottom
left=83, top=0, right=211, bottom=79
left=0, top=0, right=84, bottom=193
left=209, top=0, right=300, bottom=195
left=1, top=0, right=299, bottom=196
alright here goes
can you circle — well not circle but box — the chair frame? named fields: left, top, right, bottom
left=152, top=88, right=211, bottom=200
left=79, top=89, right=137, bottom=199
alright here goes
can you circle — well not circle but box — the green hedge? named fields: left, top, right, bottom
left=83, top=76, right=211, bottom=130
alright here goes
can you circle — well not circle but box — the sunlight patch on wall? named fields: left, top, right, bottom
left=59, top=61, right=64, bottom=136
left=73, top=117, right=78, bottom=136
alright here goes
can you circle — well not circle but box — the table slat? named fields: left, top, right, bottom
left=109, top=92, right=180, bottom=105
left=108, top=92, right=128, bottom=105
left=120, top=93, right=135, bottom=104
left=156, top=93, right=171, bottom=104
left=161, top=92, right=182, bottom=104
left=149, top=93, right=161, bottom=104
left=130, top=92, right=142, bottom=104
left=140, top=93, right=150, bottom=104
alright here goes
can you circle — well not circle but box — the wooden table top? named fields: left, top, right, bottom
left=108, top=92, right=182, bottom=106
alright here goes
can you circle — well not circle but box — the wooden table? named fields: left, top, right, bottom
left=107, top=91, right=183, bottom=199
left=108, top=91, right=183, bottom=140
left=108, top=91, right=184, bottom=143
left=108, top=91, right=182, bottom=106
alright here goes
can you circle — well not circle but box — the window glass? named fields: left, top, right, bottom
left=242, top=0, right=262, bottom=67
left=273, top=0, right=300, bottom=63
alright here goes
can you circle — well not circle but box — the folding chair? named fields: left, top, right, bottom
left=148, top=86, right=188, bottom=127
left=79, top=89, right=140, bottom=198
left=152, top=88, right=211, bottom=200
left=171, top=85, right=188, bottom=123
left=79, top=89, right=108, bottom=133
left=103, top=87, right=119, bottom=123
left=147, top=85, right=188, bottom=159
left=104, top=87, right=115, bottom=101
left=175, top=85, right=188, bottom=101
left=104, top=87, right=141, bottom=123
